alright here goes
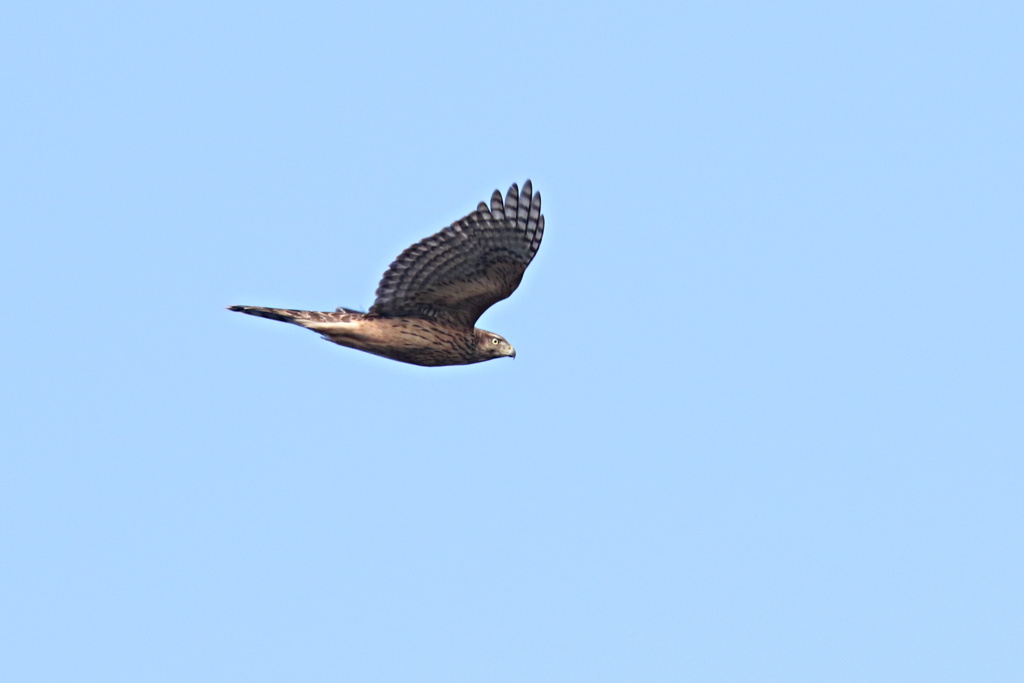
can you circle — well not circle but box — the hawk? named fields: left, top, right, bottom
left=228, top=180, right=544, bottom=366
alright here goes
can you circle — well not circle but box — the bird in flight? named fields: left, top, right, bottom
left=229, top=180, right=544, bottom=366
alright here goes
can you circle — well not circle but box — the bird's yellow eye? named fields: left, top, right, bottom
left=492, top=338, right=499, bottom=345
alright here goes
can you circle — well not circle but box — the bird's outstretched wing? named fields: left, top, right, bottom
left=368, top=180, right=544, bottom=328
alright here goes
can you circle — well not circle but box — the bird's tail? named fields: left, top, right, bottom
left=227, top=305, right=342, bottom=328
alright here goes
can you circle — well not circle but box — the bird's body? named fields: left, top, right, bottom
left=228, top=181, right=543, bottom=366
left=226, top=306, right=505, bottom=366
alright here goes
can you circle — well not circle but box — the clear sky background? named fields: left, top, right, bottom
left=2, top=2, right=1022, bottom=681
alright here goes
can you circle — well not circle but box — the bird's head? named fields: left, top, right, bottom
left=475, top=330, right=516, bottom=360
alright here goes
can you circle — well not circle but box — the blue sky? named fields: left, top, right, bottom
left=2, top=2, right=1022, bottom=681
